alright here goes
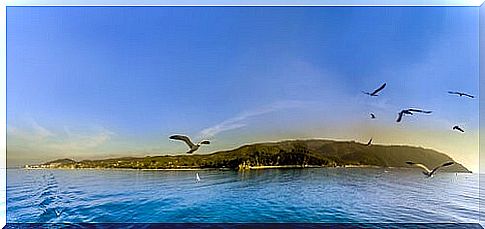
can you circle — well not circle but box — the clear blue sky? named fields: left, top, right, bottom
left=6, top=7, right=479, bottom=170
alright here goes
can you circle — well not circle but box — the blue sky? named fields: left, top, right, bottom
left=6, top=7, right=479, bottom=170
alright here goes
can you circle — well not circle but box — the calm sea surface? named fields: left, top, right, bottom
left=6, top=168, right=482, bottom=223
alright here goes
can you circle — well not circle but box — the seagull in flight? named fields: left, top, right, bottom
left=453, top=125, right=465, bottom=133
left=448, top=91, right=474, bottom=98
left=362, top=83, right=386, bottom=97
left=370, top=113, right=376, bottom=119
left=169, top=135, right=210, bottom=154
left=195, top=173, right=201, bottom=182
left=405, top=161, right=454, bottom=177
left=396, top=108, right=432, bottom=122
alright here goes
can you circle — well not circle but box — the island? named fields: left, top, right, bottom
left=26, top=139, right=471, bottom=173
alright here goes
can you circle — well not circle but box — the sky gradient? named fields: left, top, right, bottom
left=7, top=7, right=479, bottom=171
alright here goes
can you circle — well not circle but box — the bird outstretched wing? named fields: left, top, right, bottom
left=408, top=108, right=432, bottom=114
left=396, top=111, right=404, bottom=122
left=405, top=161, right=432, bottom=173
left=429, top=161, right=454, bottom=176
left=371, top=83, right=386, bottom=95
left=169, top=135, right=195, bottom=147
left=366, top=138, right=372, bottom=146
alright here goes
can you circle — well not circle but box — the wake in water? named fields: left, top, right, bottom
left=36, top=172, right=64, bottom=222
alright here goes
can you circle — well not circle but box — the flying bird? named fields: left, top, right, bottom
left=453, top=125, right=464, bottom=133
left=195, top=173, right=201, bottom=182
left=396, top=108, right=432, bottom=122
left=370, top=113, right=376, bottom=119
left=366, top=138, right=372, bottom=146
left=448, top=91, right=474, bottom=98
left=362, top=83, right=386, bottom=97
left=405, top=161, right=454, bottom=178
left=169, top=135, right=210, bottom=154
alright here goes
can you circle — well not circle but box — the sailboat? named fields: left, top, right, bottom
left=196, top=172, right=201, bottom=182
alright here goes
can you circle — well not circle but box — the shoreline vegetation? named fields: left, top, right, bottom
left=23, top=165, right=379, bottom=170
left=22, top=165, right=413, bottom=171
left=25, top=139, right=471, bottom=173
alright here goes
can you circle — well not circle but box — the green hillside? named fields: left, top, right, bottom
left=35, top=139, right=470, bottom=172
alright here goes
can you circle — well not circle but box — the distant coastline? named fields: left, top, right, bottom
left=25, top=139, right=471, bottom=173
left=22, top=164, right=423, bottom=171
left=23, top=164, right=328, bottom=170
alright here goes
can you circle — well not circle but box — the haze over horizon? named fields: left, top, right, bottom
left=7, top=7, right=479, bottom=171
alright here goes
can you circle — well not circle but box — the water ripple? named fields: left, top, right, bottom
left=6, top=168, right=482, bottom=223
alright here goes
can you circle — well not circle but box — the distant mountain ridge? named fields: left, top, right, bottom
left=30, top=139, right=470, bottom=172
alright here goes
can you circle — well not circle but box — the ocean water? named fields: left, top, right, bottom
left=5, top=168, right=481, bottom=223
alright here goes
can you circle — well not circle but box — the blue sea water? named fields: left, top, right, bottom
left=5, top=168, right=482, bottom=223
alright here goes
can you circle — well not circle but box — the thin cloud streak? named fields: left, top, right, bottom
left=8, top=120, right=114, bottom=153
left=199, top=100, right=312, bottom=138
left=47, top=128, right=114, bottom=151
left=8, top=120, right=54, bottom=142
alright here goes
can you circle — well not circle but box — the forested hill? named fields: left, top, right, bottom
left=32, top=139, right=470, bottom=173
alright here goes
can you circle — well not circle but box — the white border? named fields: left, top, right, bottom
left=4, top=0, right=485, bottom=6
left=1, top=1, right=483, bottom=227
left=1, top=0, right=6, bottom=227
